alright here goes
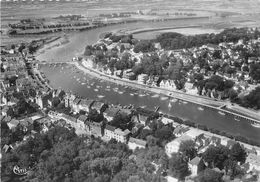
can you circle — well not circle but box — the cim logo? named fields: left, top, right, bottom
left=13, top=165, right=28, bottom=175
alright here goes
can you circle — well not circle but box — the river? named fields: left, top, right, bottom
left=36, top=19, right=260, bottom=143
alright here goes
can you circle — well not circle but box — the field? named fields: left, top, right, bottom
left=1, top=0, right=260, bottom=45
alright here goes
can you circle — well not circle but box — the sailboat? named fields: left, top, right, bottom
left=168, top=102, right=172, bottom=108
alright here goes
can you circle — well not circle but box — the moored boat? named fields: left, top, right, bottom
left=198, top=107, right=204, bottom=111
left=218, top=111, right=226, bottom=115
left=251, top=122, right=260, bottom=128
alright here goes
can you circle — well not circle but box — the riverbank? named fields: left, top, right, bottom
left=71, top=60, right=260, bottom=123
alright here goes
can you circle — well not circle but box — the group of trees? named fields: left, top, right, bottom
left=6, top=99, right=37, bottom=118
left=133, top=40, right=155, bottom=53
left=110, top=112, right=133, bottom=131
left=202, top=143, right=247, bottom=180
left=156, top=28, right=260, bottom=50
left=1, top=126, right=170, bottom=182
left=193, top=74, right=236, bottom=99
left=237, top=86, right=260, bottom=110
left=134, top=118, right=175, bottom=147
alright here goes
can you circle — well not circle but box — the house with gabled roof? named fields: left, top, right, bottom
left=128, top=137, right=147, bottom=150
left=77, top=115, right=88, bottom=124
left=188, top=156, right=205, bottom=176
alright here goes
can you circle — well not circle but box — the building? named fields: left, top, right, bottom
left=71, top=98, right=81, bottom=113
left=89, top=121, right=103, bottom=137
left=64, top=93, right=76, bottom=108
left=104, top=124, right=116, bottom=140
left=7, top=119, right=20, bottom=130
left=78, top=99, right=94, bottom=113
left=245, top=153, right=260, bottom=172
left=165, top=135, right=192, bottom=156
left=122, top=69, right=135, bottom=80
left=138, top=114, right=149, bottom=125
left=185, top=128, right=205, bottom=139
left=188, top=157, right=205, bottom=176
left=1, top=106, right=9, bottom=116
left=77, top=115, right=88, bottom=125
left=137, top=74, right=148, bottom=84
left=173, top=125, right=190, bottom=137
left=103, top=107, right=120, bottom=122
left=104, top=124, right=130, bottom=143
left=114, top=70, right=122, bottom=77
left=91, top=101, right=107, bottom=113
left=128, top=137, right=147, bottom=150
left=114, top=128, right=130, bottom=143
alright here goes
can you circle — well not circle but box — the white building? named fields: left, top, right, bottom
left=245, top=153, right=260, bottom=172
left=137, top=74, right=148, bottom=84
left=165, top=135, right=192, bottom=156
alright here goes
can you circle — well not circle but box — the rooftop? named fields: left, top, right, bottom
left=189, top=156, right=201, bottom=166
left=105, top=124, right=116, bottom=132
left=77, top=115, right=88, bottom=122
left=129, top=137, right=147, bottom=146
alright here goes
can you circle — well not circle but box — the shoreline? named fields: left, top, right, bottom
left=70, top=60, right=260, bottom=123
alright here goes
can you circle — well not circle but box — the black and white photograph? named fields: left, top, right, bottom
left=0, top=0, right=260, bottom=181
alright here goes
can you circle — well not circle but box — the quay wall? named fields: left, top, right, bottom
left=73, top=60, right=260, bottom=124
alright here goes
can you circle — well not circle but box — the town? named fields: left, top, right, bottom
left=82, top=28, right=260, bottom=117
left=1, top=27, right=260, bottom=182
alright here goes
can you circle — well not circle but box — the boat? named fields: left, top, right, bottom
left=97, top=95, right=105, bottom=98
left=118, top=91, right=124, bottom=94
left=171, top=98, right=178, bottom=102
left=182, top=101, right=188, bottom=104
left=81, top=83, right=86, bottom=85
left=152, top=94, right=159, bottom=98
left=160, top=96, right=168, bottom=101
left=218, top=111, right=226, bottom=115
left=168, top=102, right=172, bottom=108
left=94, top=89, right=99, bottom=92
left=130, top=93, right=134, bottom=96
left=198, top=107, right=204, bottom=111
left=234, top=117, right=240, bottom=122
left=251, top=122, right=260, bottom=128
left=139, top=94, right=146, bottom=97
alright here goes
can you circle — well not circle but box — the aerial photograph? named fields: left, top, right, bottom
left=0, top=0, right=260, bottom=181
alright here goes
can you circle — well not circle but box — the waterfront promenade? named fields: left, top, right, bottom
left=70, top=60, right=260, bottom=123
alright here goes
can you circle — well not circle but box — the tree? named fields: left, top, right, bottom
left=146, top=135, right=159, bottom=147
left=18, top=43, right=26, bottom=53
left=179, top=140, right=197, bottom=161
left=52, top=97, right=60, bottom=107
left=154, top=126, right=174, bottom=144
left=195, top=168, right=223, bottom=182
left=230, top=143, right=247, bottom=163
left=133, top=40, right=155, bottom=53
left=168, top=153, right=189, bottom=180
left=202, top=145, right=229, bottom=169
left=87, top=109, right=104, bottom=123
left=159, top=153, right=169, bottom=171
left=239, top=86, right=260, bottom=109
left=249, top=63, right=260, bottom=82
left=110, top=113, right=132, bottom=130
